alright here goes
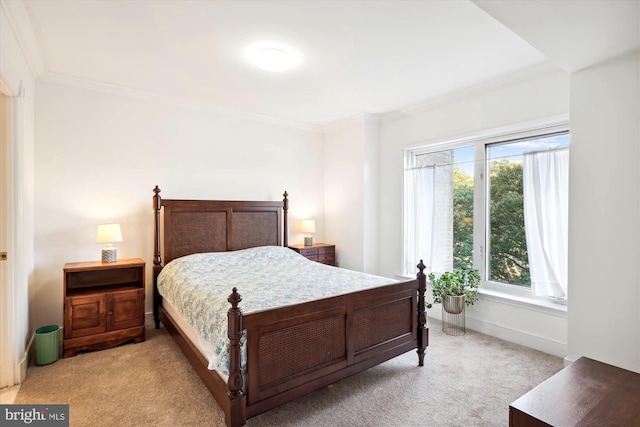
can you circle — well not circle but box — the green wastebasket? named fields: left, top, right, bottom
left=35, top=325, right=60, bottom=365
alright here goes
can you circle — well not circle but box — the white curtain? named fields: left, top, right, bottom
left=523, top=148, right=569, bottom=301
left=403, top=166, right=435, bottom=276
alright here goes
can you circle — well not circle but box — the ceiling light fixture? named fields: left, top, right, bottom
left=254, top=48, right=292, bottom=72
left=246, top=41, right=301, bottom=73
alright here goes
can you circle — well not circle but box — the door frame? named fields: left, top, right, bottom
left=0, top=74, right=25, bottom=388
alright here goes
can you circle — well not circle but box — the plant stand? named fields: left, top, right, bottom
left=442, top=295, right=466, bottom=336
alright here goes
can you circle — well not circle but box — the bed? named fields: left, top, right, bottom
left=151, top=186, right=428, bottom=427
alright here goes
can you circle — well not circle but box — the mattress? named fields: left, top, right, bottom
left=157, top=245, right=395, bottom=374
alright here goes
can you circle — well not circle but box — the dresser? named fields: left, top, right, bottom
left=509, top=357, right=640, bottom=426
left=289, top=243, right=336, bottom=266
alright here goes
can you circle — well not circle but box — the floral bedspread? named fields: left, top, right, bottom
left=157, top=245, right=396, bottom=375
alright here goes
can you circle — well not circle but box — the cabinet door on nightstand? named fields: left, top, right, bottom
left=65, top=294, right=107, bottom=339
left=107, top=289, right=144, bottom=331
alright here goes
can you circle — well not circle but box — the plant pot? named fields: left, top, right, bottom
left=443, top=295, right=466, bottom=314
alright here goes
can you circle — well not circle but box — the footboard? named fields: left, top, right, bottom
left=232, top=272, right=427, bottom=419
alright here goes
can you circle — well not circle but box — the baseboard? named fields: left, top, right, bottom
left=145, top=311, right=154, bottom=327
left=466, top=316, right=567, bottom=358
left=428, top=311, right=567, bottom=358
left=21, top=334, right=34, bottom=382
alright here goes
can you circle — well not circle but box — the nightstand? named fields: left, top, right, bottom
left=289, top=243, right=336, bottom=266
left=63, top=258, right=145, bottom=357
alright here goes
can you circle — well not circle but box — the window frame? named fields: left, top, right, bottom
left=403, top=118, right=569, bottom=304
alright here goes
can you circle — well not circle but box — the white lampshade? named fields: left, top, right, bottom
left=96, top=224, right=123, bottom=262
left=96, top=224, right=123, bottom=243
left=301, top=220, right=316, bottom=234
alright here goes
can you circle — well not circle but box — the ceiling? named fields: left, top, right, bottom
left=12, top=0, right=640, bottom=127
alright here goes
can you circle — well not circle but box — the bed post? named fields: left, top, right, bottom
left=282, top=191, right=289, bottom=247
left=416, top=259, right=428, bottom=366
left=227, top=288, right=246, bottom=427
left=153, top=186, right=162, bottom=329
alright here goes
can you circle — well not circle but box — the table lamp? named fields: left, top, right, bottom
left=96, top=223, right=123, bottom=262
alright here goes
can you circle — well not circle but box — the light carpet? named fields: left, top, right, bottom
left=14, top=319, right=562, bottom=426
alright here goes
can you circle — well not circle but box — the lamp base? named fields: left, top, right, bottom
left=102, top=247, right=117, bottom=263
left=304, top=236, right=313, bottom=246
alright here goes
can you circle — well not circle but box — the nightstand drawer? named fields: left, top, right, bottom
left=298, top=247, right=318, bottom=257
left=318, top=253, right=335, bottom=264
left=317, top=246, right=334, bottom=255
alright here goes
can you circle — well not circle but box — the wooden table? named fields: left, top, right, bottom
left=509, top=356, right=640, bottom=426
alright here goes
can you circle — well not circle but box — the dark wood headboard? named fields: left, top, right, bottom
left=151, top=185, right=289, bottom=329
left=152, top=186, right=289, bottom=269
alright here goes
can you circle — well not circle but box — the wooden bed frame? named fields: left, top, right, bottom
left=151, top=186, right=428, bottom=427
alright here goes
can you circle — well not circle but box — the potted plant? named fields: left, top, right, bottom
left=427, top=268, right=480, bottom=314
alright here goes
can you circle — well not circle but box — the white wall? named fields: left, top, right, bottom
left=0, top=1, right=36, bottom=382
left=567, top=52, right=640, bottom=372
left=363, top=115, right=380, bottom=273
left=33, top=81, right=324, bottom=330
left=324, top=114, right=380, bottom=273
left=378, top=69, right=571, bottom=357
left=324, top=117, right=366, bottom=271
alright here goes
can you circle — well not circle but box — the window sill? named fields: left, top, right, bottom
left=478, top=287, right=567, bottom=317
left=395, top=274, right=567, bottom=317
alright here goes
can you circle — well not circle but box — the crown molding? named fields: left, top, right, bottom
left=322, top=62, right=562, bottom=132
left=38, top=70, right=323, bottom=133
left=323, top=112, right=381, bottom=134
left=0, top=0, right=44, bottom=78
left=381, top=61, right=564, bottom=124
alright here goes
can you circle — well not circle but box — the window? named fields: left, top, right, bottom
left=404, top=123, right=570, bottom=303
